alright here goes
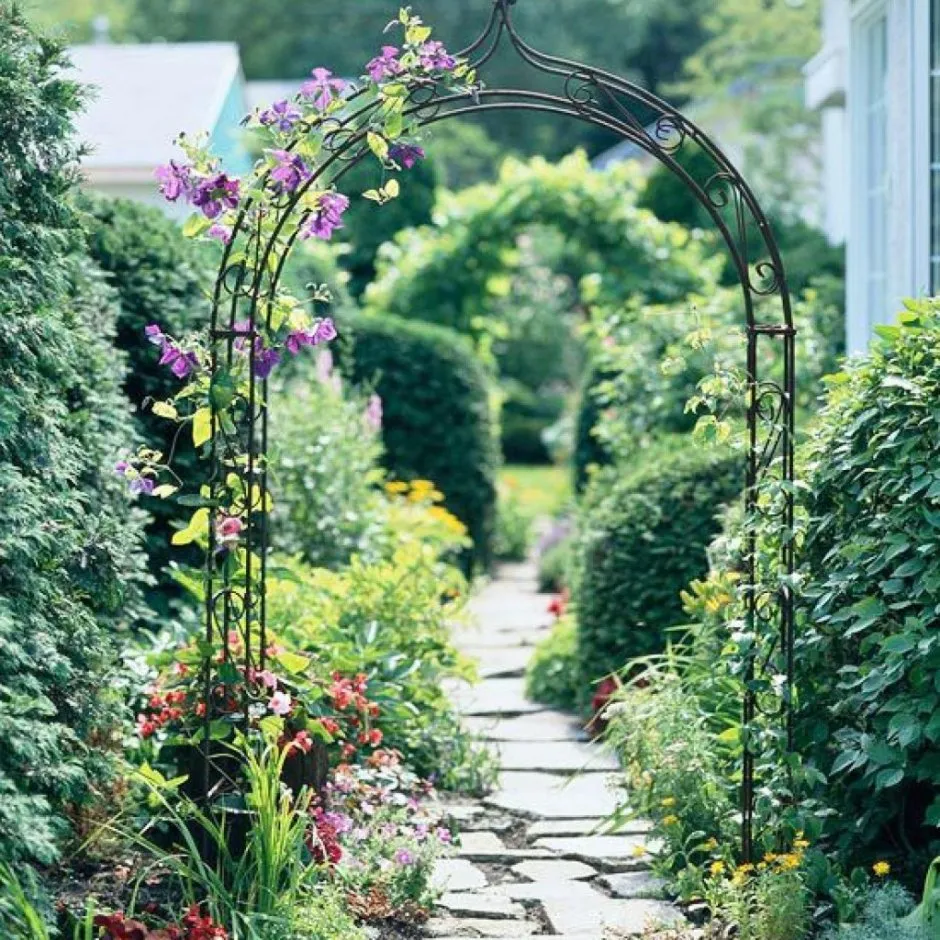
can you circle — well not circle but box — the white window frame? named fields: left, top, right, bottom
left=848, top=0, right=890, bottom=352
left=919, top=0, right=940, bottom=295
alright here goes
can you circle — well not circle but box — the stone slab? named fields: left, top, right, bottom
left=425, top=917, right=538, bottom=938
left=464, top=711, right=588, bottom=743
left=598, top=871, right=669, bottom=900
left=449, top=678, right=548, bottom=717
left=457, top=830, right=552, bottom=863
left=461, top=646, right=532, bottom=679
left=485, top=771, right=622, bottom=819
left=526, top=818, right=653, bottom=839
left=432, top=858, right=488, bottom=892
left=497, top=739, right=618, bottom=773
left=597, top=899, right=685, bottom=935
left=437, top=892, right=524, bottom=920
left=532, top=835, right=658, bottom=872
left=512, top=858, right=596, bottom=881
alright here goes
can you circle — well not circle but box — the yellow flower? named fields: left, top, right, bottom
left=763, top=852, right=778, bottom=864
left=661, top=797, right=676, bottom=808
left=873, top=861, right=891, bottom=878
left=662, top=815, right=679, bottom=827
left=385, top=481, right=409, bottom=494
left=709, top=860, right=726, bottom=877
left=631, top=844, right=647, bottom=858
left=777, top=853, right=801, bottom=871
left=703, top=838, right=718, bottom=852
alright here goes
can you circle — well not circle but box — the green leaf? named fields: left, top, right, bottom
left=192, top=407, right=213, bottom=448
left=276, top=651, right=310, bottom=675
left=367, top=131, right=389, bottom=161
left=171, top=507, right=210, bottom=546
left=182, top=214, right=210, bottom=238
left=210, top=369, right=236, bottom=411
left=152, top=401, right=178, bottom=420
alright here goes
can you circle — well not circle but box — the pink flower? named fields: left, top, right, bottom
left=301, top=67, right=347, bottom=110
left=394, top=847, right=416, bottom=866
left=292, top=730, right=313, bottom=753
left=215, top=514, right=243, bottom=545
left=255, top=669, right=278, bottom=690
left=364, top=393, right=383, bottom=431
left=268, top=690, right=292, bottom=716
left=367, top=45, right=403, bottom=82
left=436, top=827, right=453, bottom=844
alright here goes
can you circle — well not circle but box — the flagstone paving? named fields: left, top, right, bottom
left=422, top=563, right=685, bottom=938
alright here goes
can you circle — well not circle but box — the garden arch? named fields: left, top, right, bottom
left=203, top=0, right=796, bottom=861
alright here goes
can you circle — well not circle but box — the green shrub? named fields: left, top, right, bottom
left=573, top=435, right=740, bottom=692
left=338, top=314, right=499, bottom=572
left=82, top=193, right=213, bottom=612
left=537, top=531, right=573, bottom=593
left=269, top=359, right=387, bottom=570
left=494, top=480, right=532, bottom=562
left=526, top=615, right=580, bottom=711
left=0, top=8, right=146, bottom=863
left=573, top=365, right=613, bottom=491
left=823, top=884, right=925, bottom=940
left=797, top=298, right=940, bottom=866
left=501, top=384, right=566, bottom=465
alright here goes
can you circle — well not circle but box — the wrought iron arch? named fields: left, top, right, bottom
left=205, top=0, right=796, bottom=862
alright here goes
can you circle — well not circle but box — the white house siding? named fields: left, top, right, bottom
left=808, top=0, right=937, bottom=353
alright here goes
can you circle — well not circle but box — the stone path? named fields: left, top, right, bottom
left=426, top=563, right=685, bottom=939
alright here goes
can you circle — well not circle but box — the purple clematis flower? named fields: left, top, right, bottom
left=268, top=149, right=311, bottom=194
left=259, top=98, right=302, bottom=132
left=301, top=193, right=350, bottom=241
left=208, top=223, right=233, bottom=245
left=301, top=67, right=347, bottom=110
left=285, top=317, right=338, bottom=355
left=394, top=848, right=416, bottom=867
left=159, top=343, right=199, bottom=379
left=114, top=460, right=130, bottom=476
left=418, top=40, right=457, bottom=72
left=389, top=143, right=425, bottom=170
left=145, top=323, right=166, bottom=347
left=154, top=161, right=192, bottom=201
left=367, top=45, right=403, bottom=82
left=129, top=476, right=155, bottom=496
left=252, top=343, right=281, bottom=380
left=191, top=172, right=240, bottom=220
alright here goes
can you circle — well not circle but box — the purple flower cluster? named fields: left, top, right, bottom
left=146, top=324, right=199, bottom=379
left=367, top=45, right=404, bottom=82
left=301, top=67, right=347, bottom=110
left=389, top=143, right=425, bottom=170
left=155, top=162, right=240, bottom=220
left=115, top=460, right=155, bottom=496
left=418, top=40, right=456, bottom=72
left=259, top=98, right=302, bottom=132
left=269, top=149, right=311, bottom=194
left=285, top=317, right=338, bottom=354
left=301, top=192, right=350, bottom=241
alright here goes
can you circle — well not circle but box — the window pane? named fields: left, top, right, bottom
left=932, top=0, right=940, bottom=292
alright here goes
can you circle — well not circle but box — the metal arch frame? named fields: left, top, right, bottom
left=205, top=0, right=796, bottom=862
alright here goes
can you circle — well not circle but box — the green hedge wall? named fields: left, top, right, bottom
left=338, top=314, right=499, bottom=571
left=0, top=8, right=146, bottom=864
left=572, top=436, right=740, bottom=699
left=82, top=194, right=213, bottom=612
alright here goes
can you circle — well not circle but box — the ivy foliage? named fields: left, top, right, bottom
left=0, top=6, right=146, bottom=864
left=338, top=313, right=499, bottom=573
left=572, top=435, right=740, bottom=699
left=364, top=152, right=714, bottom=340
left=797, top=299, right=940, bottom=866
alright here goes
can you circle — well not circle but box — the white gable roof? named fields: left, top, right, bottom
left=69, top=42, right=242, bottom=177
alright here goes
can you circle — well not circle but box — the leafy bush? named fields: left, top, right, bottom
left=526, top=615, right=580, bottom=712
left=365, top=152, right=714, bottom=339
left=536, top=527, right=573, bottom=593
left=797, top=299, right=940, bottom=865
left=572, top=436, right=740, bottom=692
left=573, top=365, right=613, bottom=490
left=82, top=193, right=213, bottom=611
left=823, top=884, right=926, bottom=940
left=0, top=9, right=146, bottom=864
left=494, top=480, right=533, bottom=562
left=338, top=313, right=499, bottom=572
left=269, top=355, right=387, bottom=569
left=267, top=548, right=496, bottom=793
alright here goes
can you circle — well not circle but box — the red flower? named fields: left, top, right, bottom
left=547, top=588, right=570, bottom=618
left=292, top=731, right=314, bottom=754
left=181, top=905, right=227, bottom=940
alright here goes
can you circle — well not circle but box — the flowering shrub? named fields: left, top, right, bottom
left=315, top=754, right=455, bottom=921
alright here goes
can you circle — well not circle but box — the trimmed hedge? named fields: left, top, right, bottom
left=572, top=436, right=740, bottom=698
left=82, top=194, right=213, bottom=611
left=338, top=314, right=499, bottom=572
left=0, top=9, right=146, bottom=864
